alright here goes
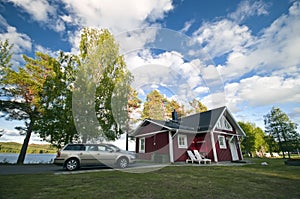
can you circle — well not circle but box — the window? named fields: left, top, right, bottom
left=216, top=116, right=233, bottom=131
left=87, top=145, right=98, bottom=151
left=178, top=134, right=187, bottom=149
left=64, top=144, right=85, bottom=151
left=218, top=135, right=227, bottom=149
left=139, top=138, right=145, bottom=153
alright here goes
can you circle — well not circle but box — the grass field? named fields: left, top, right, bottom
left=0, top=158, right=299, bottom=199
left=0, top=142, right=57, bottom=154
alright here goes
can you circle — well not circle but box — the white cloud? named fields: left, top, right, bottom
left=237, top=75, right=300, bottom=106
left=34, top=45, right=58, bottom=58
left=222, top=75, right=300, bottom=112
left=61, top=0, right=173, bottom=33
left=0, top=16, right=32, bottom=64
left=5, top=0, right=65, bottom=32
left=7, top=0, right=55, bottom=22
left=60, top=15, right=73, bottom=23
left=0, top=127, right=48, bottom=144
left=201, top=92, right=227, bottom=110
left=180, top=19, right=195, bottom=33
left=124, top=50, right=212, bottom=108
left=3, top=26, right=32, bottom=53
left=116, top=28, right=159, bottom=55
left=59, top=0, right=173, bottom=55
left=290, top=107, right=300, bottom=125
left=192, top=1, right=300, bottom=86
left=193, top=19, right=253, bottom=58
left=194, top=86, right=209, bottom=94
left=228, top=0, right=269, bottom=23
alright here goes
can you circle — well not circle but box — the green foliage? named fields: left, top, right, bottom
left=166, top=99, right=185, bottom=119
left=187, top=98, right=208, bottom=114
left=264, top=135, right=280, bottom=154
left=0, top=41, right=54, bottom=163
left=264, top=107, right=299, bottom=158
left=74, top=28, right=133, bottom=141
left=1, top=28, right=135, bottom=151
left=239, top=121, right=268, bottom=156
left=142, top=90, right=208, bottom=120
left=0, top=39, right=13, bottom=77
left=127, top=88, right=142, bottom=115
left=142, top=90, right=168, bottom=120
left=33, top=52, right=79, bottom=148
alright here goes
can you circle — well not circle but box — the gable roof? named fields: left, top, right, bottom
left=132, top=106, right=246, bottom=137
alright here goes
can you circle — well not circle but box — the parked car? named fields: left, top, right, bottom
left=54, top=143, right=135, bottom=171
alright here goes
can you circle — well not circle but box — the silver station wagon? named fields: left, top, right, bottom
left=54, top=143, right=135, bottom=171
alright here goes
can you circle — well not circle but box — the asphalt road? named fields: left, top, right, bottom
left=0, top=164, right=64, bottom=175
left=0, top=163, right=168, bottom=175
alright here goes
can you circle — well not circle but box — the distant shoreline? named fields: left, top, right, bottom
left=0, top=142, right=57, bottom=154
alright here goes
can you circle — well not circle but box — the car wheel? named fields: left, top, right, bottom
left=65, top=158, right=79, bottom=171
left=118, top=157, right=129, bottom=169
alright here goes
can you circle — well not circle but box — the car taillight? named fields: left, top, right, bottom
left=56, top=151, right=61, bottom=158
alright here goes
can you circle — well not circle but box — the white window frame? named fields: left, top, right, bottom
left=178, top=134, right=188, bottom=149
left=218, top=135, right=227, bottom=149
left=139, top=137, right=145, bottom=153
left=216, top=115, right=233, bottom=131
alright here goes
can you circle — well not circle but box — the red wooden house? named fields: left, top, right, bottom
left=133, top=106, right=246, bottom=163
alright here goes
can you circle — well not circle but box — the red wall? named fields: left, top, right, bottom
left=135, top=122, right=165, bottom=136
left=136, top=130, right=243, bottom=162
left=145, top=132, right=169, bottom=154
left=214, top=134, right=243, bottom=161
left=136, top=132, right=170, bottom=160
left=214, top=133, right=232, bottom=161
left=173, top=133, right=194, bottom=162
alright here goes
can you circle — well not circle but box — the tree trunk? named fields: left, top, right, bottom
left=276, top=132, right=285, bottom=159
left=16, top=121, right=34, bottom=164
left=82, top=135, right=87, bottom=143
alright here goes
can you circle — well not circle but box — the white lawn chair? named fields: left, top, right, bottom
left=193, top=150, right=211, bottom=164
left=272, top=152, right=280, bottom=157
left=186, top=150, right=202, bottom=164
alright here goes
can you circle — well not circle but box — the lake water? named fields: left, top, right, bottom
left=0, top=153, right=56, bottom=164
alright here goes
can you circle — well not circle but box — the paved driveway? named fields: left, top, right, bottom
left=0, top=164, right=63, bottom=175
left=0, top=163, right=168, bottom=175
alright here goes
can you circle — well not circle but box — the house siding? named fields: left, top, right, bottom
left=173, top=133, right=195, bottom=162
left=136, top=132, right=170, bottom=162
left=135, top=122, right=166, bottom=137
left=134, top=107, right=246, bottom=163
left=172, top=133, right=214, bottom=162
left=145, top=132, right=169, bottom=154
left=137, top=131, right=243, bottom=162
left=214, top=133, right=244, bottom=161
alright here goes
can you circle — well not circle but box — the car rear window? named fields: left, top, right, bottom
left=64, top=145, right=86, bottom=151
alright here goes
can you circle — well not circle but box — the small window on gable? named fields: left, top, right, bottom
left=139, top=138, right=145, bottom=153
left=218, top=135, right=227, bottom=149
left=178, top=134, right=187, bottom=149
left=216, top=115, right=233, bottom=131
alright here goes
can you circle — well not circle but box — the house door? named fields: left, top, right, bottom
left=229, top=138, right=239, bottom=161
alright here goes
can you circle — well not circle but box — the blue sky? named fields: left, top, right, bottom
left=0, top=0, right=299, bottom=149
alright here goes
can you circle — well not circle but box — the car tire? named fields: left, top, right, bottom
left=118, top=157, right=129, bottom=169
left=65, top=158, right=79, bottom=171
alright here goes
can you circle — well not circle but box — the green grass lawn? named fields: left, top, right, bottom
left=0, top=158, right=299, bottom=199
